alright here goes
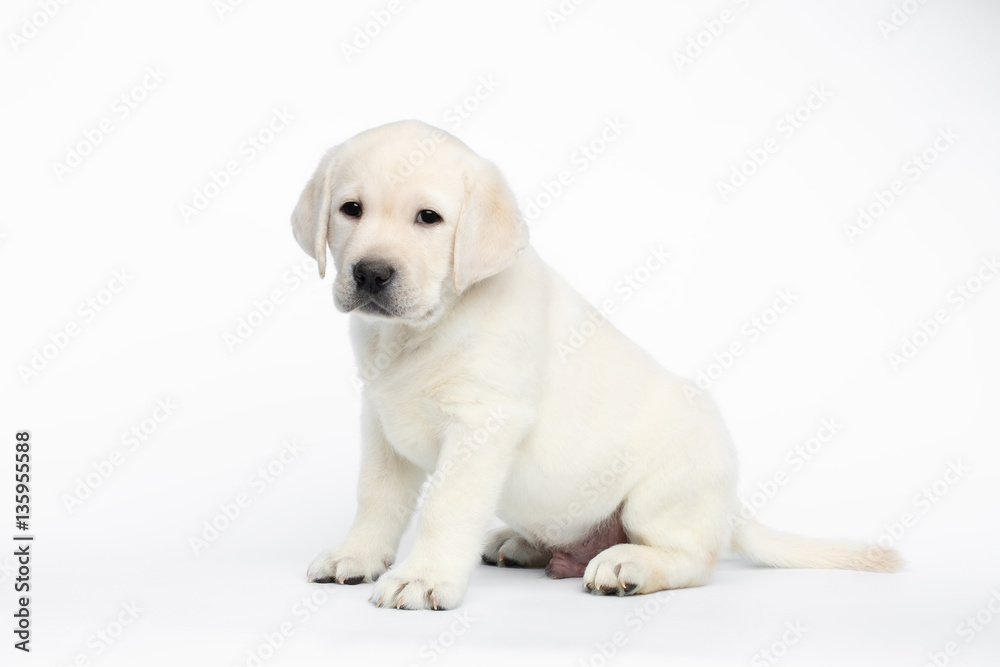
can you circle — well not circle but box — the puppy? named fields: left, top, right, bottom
left=292, top=120, right=901, bottom=610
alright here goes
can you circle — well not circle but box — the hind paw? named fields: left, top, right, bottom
left=481, top=528, right=550, bottom=568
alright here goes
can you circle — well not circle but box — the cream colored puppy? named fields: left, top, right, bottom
left=293, top=120, right=900, bottom=610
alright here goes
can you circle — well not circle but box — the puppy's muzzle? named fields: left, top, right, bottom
left=353, top=260, right=396, bottom=295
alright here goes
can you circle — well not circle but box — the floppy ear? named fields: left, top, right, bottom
left=291, top=147, right=337, bottom=279
left=453, top=160, right=529, bottom=294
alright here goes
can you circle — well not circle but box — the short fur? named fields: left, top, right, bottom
left=294, top=121, right=901, bottom=610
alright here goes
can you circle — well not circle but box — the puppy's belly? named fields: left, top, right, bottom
left=544, top=506, right=627, bottom=579
left=497, top=488, right=629, bottom=577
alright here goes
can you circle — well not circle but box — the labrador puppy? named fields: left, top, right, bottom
left=292, top=120, right=900, bottom=610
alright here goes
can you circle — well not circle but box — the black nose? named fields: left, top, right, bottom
left=353, top=260, right=395, bottom=294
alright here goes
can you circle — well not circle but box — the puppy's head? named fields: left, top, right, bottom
left=291, top=120, right=528, bottom=326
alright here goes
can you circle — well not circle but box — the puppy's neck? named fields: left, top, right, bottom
left=350, top=311, right=438, bottom=356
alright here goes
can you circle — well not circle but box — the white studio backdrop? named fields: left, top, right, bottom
left=2, top=0, right=999, bottom=665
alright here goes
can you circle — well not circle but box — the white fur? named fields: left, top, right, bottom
left=294, top=120, right=901, bottom=610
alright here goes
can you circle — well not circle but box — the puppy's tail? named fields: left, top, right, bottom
left=730, top=519, right=903, bottom=573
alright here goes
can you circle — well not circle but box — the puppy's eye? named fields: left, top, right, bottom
left=416, top=209, right=442, bottom=225
left=341, top=201, right=362, bottom=218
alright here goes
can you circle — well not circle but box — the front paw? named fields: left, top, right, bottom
left=369, top=565, right=466, bottom=610
left=306, top=546, right=390, bottom=585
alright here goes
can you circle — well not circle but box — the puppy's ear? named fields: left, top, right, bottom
left=453, top=160, right=529, bottom=294
left=291, top=147, right=337, bottom=279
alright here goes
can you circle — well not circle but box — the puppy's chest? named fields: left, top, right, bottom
left=360, top=339, right=451, bottom=471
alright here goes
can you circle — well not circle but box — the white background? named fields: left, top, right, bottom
left=2, top=0, right=1000, bottom=665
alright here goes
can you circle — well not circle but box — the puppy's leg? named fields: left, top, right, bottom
left=583, top=464, right=732, bottom=596
left=369, top=415, right=522, bottom=610
left=307, top=406, right=425, bottom=585
left=482, top=527, right=551, bottom=568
